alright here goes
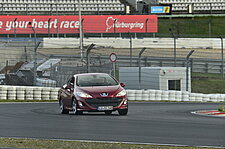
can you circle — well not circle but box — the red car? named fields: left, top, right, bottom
left=58, top=73, right=128, bottom=115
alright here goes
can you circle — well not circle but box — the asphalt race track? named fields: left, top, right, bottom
left=0, top=102, right=224, bottom=148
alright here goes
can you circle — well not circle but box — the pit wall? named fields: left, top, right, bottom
left=0, top=85, right=224, bottom=102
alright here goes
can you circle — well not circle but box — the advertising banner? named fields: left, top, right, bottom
left=0, top=15, right=158, bottom=34
left=150, top=5, right=171, bottom=14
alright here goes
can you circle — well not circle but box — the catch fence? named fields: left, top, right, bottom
left=0, top=37, right=225, bottom=87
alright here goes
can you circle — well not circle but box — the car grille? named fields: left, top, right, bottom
left=86, top=97, right=123, bottom=108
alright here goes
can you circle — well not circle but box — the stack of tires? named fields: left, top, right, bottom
left=127, top=90, right=135, bottom=100
left=189, top=93, right=197, bottom=101
left=33, top=87, right=42, bottom=100
left=50, top=87, right=59, bottom=100
left=155, top=90, right=162, bottom=101
left=195, top=93, right=204, bottom=102
left=25, top=87, right=34, bottom=100
left=219, top=94, right=225, bottom=102
left=41, top=87, right=51, bottom=100
left=135, top=90, right=143, bottom=101
left=182, top=91, right=190, bottom=101
left=149, top=90, right=156, bottom=101
left=209, top=94, right=221, bottom=102
left=175, top=91, right=182, bottom=101
left=161, top=90, right=169, bottom=101
left=0, top=86, right=8, bottom=100
left=16, top=86, right=25, bottom=100
left=169, top=91, right=176, bottom=101
left=142, top=90, right=150, bottom=101
left=202, top=94, right=210, bottom=102
left=7, top=86, right=16, bottom=100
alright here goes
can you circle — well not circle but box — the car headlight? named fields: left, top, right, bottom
left=116, top=89, right=127, bottom=97
left=76, top=92, right=92, bottom=98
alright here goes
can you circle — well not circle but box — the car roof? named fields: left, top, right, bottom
left=74, top=73, right=109, bottom=77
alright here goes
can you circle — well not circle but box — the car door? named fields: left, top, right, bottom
left=60, top=77, right=75, bottom=101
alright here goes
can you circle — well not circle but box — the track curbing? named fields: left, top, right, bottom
left=191, top=110, right=225, bottom=117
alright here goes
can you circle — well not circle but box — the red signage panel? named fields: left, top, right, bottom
left=0, top=15, right=158, bottom=34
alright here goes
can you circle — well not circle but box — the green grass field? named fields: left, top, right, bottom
left=0, top=138, right=216, bottom=149
left=158, top=16, right=225, bottom=38
left=192, top=72, right=225, bottom=94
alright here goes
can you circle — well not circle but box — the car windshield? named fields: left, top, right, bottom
left=77, top=74, right=118, bottom=87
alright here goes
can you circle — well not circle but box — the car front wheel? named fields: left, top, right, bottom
left=72, top=100, right=83, bottom=115
left=60, top=100, right=69, bottom=114
left=118, top=109, right=128, bottom=115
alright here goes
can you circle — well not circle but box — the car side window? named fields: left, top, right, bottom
left=68, top=77, right=75, bottom=86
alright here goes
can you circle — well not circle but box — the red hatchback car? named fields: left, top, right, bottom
left=58, top=73, right=128, bottom=115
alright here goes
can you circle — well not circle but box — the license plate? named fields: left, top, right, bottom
left=97, top=106, right=113, bottom=111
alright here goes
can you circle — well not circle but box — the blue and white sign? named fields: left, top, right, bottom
left=151, top=6, right=164, bottom=13
left=150, top=6, right=171, bottom=14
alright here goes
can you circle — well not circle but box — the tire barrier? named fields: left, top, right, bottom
left=33, top=87, right=42, bottom=100
left=16, top=86, right=25, bottom=100
left=50, top=87, right=59, bottom=100
left=0, top=85, right=60, bottom=100
left=126, top=89, right=225, bottom=102
left=161, top=90, right=169, bottom=101
left=127, top=90, right=225, bottom=102
left=25, top=87, right=34, bottom=100
left=41, top=87, right=51, bottom=100
left=0, top=85, right=225, bottom=102
left=0, top=86, right=8, bottom=100
left=7, top=86, right=16, bottom=100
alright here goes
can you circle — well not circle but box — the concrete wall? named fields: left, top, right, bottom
left=119, top=67, right=190, bottom=91
left=43, top=37, right=222, bottom=49
left=119, top=67, right=160, bottom=90
left=159, top=67, right=190, bottom=92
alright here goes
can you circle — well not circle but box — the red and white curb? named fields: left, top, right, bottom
left=191, top=110, right=225, bottom=117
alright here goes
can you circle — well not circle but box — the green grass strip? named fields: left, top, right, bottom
left=218, top=104, right=225, bottom=112
left=0, top=138, right=217, bottom=149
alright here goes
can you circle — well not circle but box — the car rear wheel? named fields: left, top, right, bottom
left=60, top=100, right=69, bottom=114
left=105, top=111, right=112, bottom=115
left=118, top=109, right=128, bottom=115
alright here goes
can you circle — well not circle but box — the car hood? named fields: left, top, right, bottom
left=76, top=85, right=122, bottom=97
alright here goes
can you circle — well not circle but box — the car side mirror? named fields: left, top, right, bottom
left=65, top=84, right=72, bottom=90
left=120, top=83, right=125, bottom=87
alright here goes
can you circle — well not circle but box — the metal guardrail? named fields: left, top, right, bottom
left=49, top=54, right=225, bottom=74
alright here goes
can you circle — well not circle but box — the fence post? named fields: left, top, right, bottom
left=219, top=36, right=224, bottom=79
left=24, top=46, right=28, bottom=62
left=160, top=61, right=163, bottom=67
left=208, top=19, right=211, bottom=38
left=138, top=48, right=146, bottom=89
left=145, top=19, right=149, bottom=32
left=5, top=60, right=8, bottom=75
left=145, top=57, right=148, bottom=66
left=186, top=50, right=195, bottom=91
left=86, top=43, right=96, bottom=73
left=128, top=32, right=133, bottom=66
left=190, top=58, right=193, bottom=73
left=205, top=63, right=208, bottom=73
